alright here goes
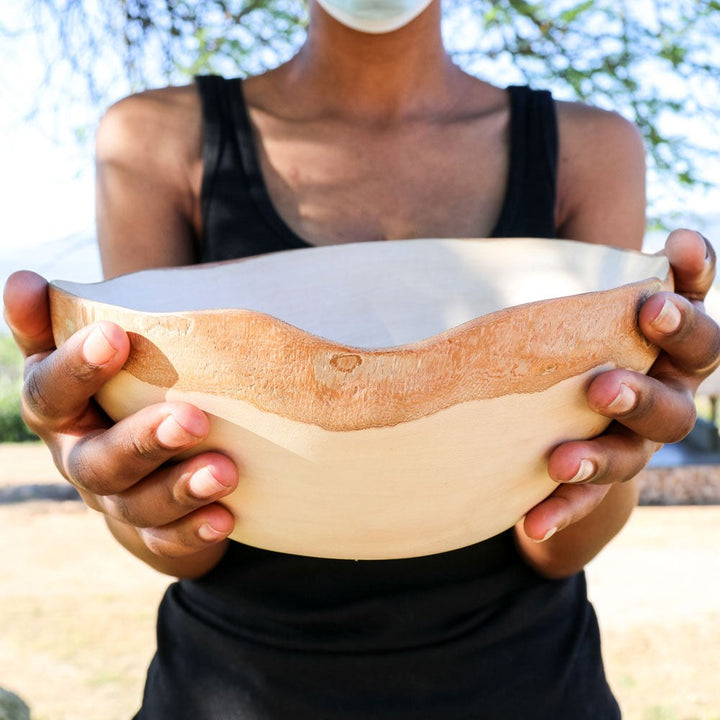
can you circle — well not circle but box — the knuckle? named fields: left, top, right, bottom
left=673, top=401, right=698, bottom=441
left=19, top=402, right=43, bottom=437
left=105, top=494, right=138, bottom=525
left=700, top=321, right=720, bottom=375
left=640, top=390, right=696, bottom=443
left=140, top=529, right=191, bottom=560
left=607, top=458, right=648, bottom=485
left=67, top=446, right=114, bottom=496
left=621, top=388, right=654, bottom=422
left=65, top=356, right=100, bottom=384
left=630, top=442, right=656, bottom=478
left=674, top=310, right=720, bottom=375
left=126, top=430, right=165, bottom=463
left=22, top=369, right=53, bottom=420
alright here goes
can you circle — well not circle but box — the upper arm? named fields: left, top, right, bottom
left=555, top=102, right=646, bottom=250
left=95, top=86, right=204, bottom=278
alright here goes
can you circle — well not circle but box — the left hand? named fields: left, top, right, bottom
left=523, top=228, right=720, bottom=541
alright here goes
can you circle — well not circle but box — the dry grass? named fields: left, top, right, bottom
left=586, top=507, right=720, bottom=720
left=1, top=443, right=719, bottom=720
left=0, top=501, right=167, bottom=719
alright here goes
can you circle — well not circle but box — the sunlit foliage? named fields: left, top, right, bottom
left=4, top=0, right=719, bottom=213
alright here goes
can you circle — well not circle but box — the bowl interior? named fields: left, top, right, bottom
left=52, top=238, right=669, bottom=349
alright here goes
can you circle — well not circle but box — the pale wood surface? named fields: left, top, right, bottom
left=49, top=239, right=673, bottom=558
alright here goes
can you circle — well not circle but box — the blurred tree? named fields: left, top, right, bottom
left=4, top=0, right=719, bottom=221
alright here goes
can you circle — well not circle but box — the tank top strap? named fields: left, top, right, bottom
left=194, top=75, right=307, bottom=262
left=195, top=74, right=231, bottom=248
left=195, top=76, right=559, bottom=259
left=491, top=86, right=558, bottom=239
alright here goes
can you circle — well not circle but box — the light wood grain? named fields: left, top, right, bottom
left=49, top=238, right=672, bottom=558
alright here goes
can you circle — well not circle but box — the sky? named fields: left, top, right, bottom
left=1, top=3, right=102, bottom=307
left=1, top=4, right=720, bottom=334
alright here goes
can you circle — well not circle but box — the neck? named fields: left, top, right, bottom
left=277, top=0, right=464, bottom=123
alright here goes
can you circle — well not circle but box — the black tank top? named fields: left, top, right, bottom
left=135, top=76, right=620, bottom=720
left=194, top=77, right=558, bottom=260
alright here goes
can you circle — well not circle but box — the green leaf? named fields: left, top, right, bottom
left=559, top=0, right=594, bottom=25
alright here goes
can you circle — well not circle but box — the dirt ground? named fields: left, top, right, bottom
left=1, top=442, right=719, bottom=720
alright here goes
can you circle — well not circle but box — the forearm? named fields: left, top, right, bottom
left=105, top=516, right=229, bottom=579
left=514, top=479, right=639, bottom=579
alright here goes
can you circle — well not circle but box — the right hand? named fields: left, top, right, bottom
left=3, top=270, right=238, bottom=577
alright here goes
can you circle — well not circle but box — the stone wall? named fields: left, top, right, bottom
left=637, top=465, right=720, bottom=505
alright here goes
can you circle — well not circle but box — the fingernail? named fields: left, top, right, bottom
left=650, top=298, right=682, bottom=334
left=697, top=232, right=710, bottom=259
left=82, top=325, right=117, bottom=365
left=532, top=527, right=558, bottom=543
left=187, top=467, right=226, bottom=498
left=198, top=522, right=228, bottom=542
left=568, top=458, right=596, bottom=484
left=155, top=413, right=204, bottom=448
left=606, top=383, right=638, bottom=414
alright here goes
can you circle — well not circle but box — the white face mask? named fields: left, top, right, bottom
left=315, top=0, right=434, bottom=34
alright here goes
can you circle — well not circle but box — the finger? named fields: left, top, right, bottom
left=65, top=402, right=211, bottom=496
left=138, top=503, right=236, bottom=559
left=548, top=425, right=660, bottom=486
left=522, top=483, right=611, bottom=542
left=3, top=271, right=54, bottom=356
left=21, top=321, right=130, bottom=432
left=638, top=292, right=720, bottom=378
left=99, top=452, right=239, bottom=528
left=663, top=228, right=715, bottom=302
left=585, top=368, right=697, bottom=444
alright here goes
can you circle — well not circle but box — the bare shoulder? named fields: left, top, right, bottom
left=96, top=84, right=202, bottom=174
left=95, top=85, right=204, bottom=274
left=556, top=100, right=644, bottom=160
left=555, top=101, right=646, bottom=248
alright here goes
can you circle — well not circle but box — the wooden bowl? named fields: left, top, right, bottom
left=49, top=238, right=672, bottom=559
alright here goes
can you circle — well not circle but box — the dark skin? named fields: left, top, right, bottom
left=4, top=0, right=720, bottom=580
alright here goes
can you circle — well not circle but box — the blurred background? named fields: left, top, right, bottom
left=1, top=1, right=720, bottom=718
